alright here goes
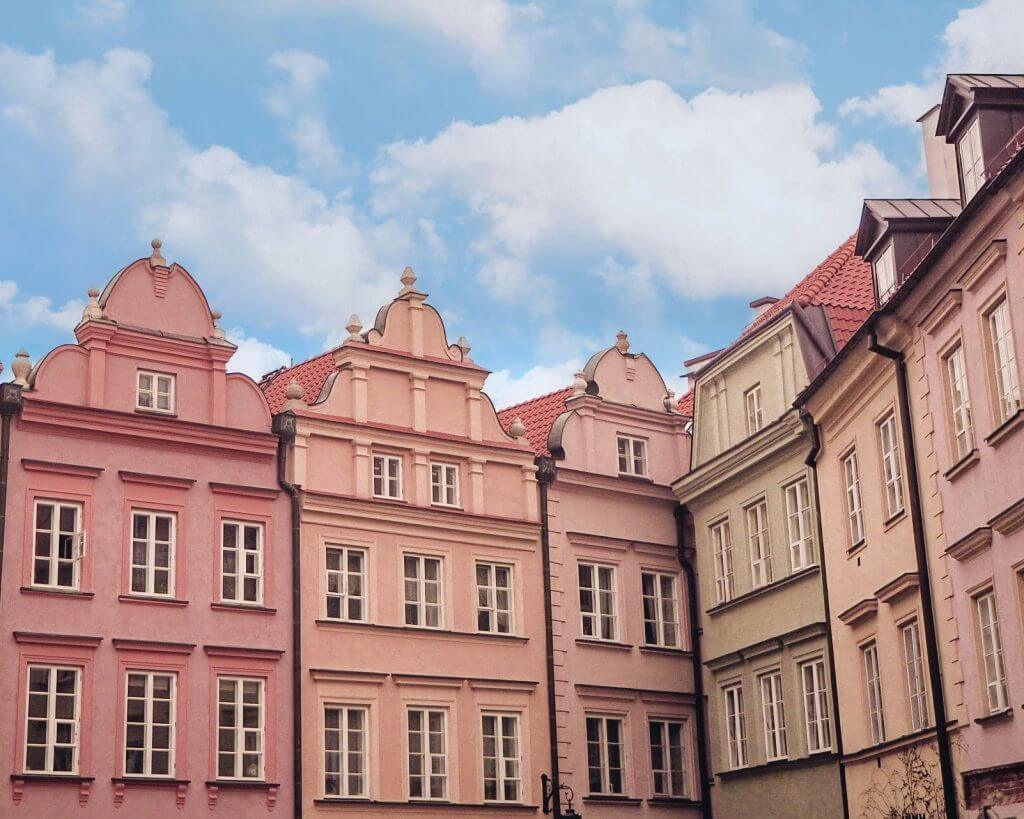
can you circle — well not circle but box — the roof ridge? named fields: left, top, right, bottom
left=497, top=385, right=573, bottom=416
left=797, top=233, right=857, bottom=304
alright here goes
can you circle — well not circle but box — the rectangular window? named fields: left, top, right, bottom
left=874, top=243, right=897, bottom=303
left=216, top=677, right=264, bottom=780
left=723, top=685, right=747, bottom=769
left=130, top=510, right=175, bottom=597
left=586, top=715, right=624, bottom=794
left=24, top=665, right=79, bottom=774
left=408, top=708, right=447, bottom=800
left=476, top=562, right=513, bottom=634
left=430, top=462, right=459, bottom=507
left=759, top=672, right=787, bottom=761
left=578, top=563, right=617, bottom=640
left=801, top=659, right=832, bottom=753
left=372, top=454, right=403, bottom=499
left=649, top=719, right=687, bottom=798
left=862, top=643, right=886, bottom=744
left=325, top=546, right=366, bottom=622
left=710, top=520, right=734, bottom=604
left=877, top=413, right=905, bottom=519
left=137, top=371, right=175, bottom=413
left=616, top=435, right=647, bottom=476
left=987, top=298, right=1021, bottom=423
left=944, top=343, right=974, bottom=459
left=745, top=501, right=773, bottom=588
left=959, top=117, right=985, bottom=201
left=842, top=450, right=865, bottom=547
left=324, top=705, right=367, bottom=797
left=784, top=478, right=815, bottom=570
left=482, top=713, right=521, bottom=802
left=124, top=672, right=175, bottom=777
left=745, top=385, right=764, bottom=434
left=32, top=500, right=83, bottom=590
left=642, top=571, right=680, bottom=648
left=901, top=622, right=929, bottom=731
left=976, top=592, right=1008, bottom=713
left=221, top=520, right=264, bottom=604
left=403, top=555, right=443, bottom=628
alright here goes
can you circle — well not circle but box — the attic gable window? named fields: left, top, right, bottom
left=873, top=243, right=897, bottom=305
left=958, top=117, right=984, bottom=201
left=616, top=435, right=647, bottom=477
left=137, top=371, right=175, bottom=414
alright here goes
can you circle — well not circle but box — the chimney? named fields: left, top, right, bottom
left=918, top=104, right=960, bottom=199
left=749, top=296, right=779, bottom=319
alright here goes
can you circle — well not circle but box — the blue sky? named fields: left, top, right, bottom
left=0, top=0, right=1020, bottom=406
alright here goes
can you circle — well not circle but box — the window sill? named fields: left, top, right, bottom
left=112, top=777, right=191, bottom=787
left=205, top=780, right=280, bottom=790
left=311, top=799, right=540, bottom=811
left=943, top=448, right=979, bottom=481
left=20, top=586, right=94, bottom=599
left=575, top=637, right=633, bottom=651
left=882, top=508, right=907, bottom=532
left=717, top=751, right=839, bottom=779
left=639, top=645, right=692, bottom=657
left=11, top=773, right=95, bottom=783
left=648, top=796, right=702, bottom=807
left=118, top=594, right=189, bottom=607
left=370, top=495, right=408, bottom=505
left=974, top=707, right=1014, bottom=726
left=615, top=473, right=653, bottom=484
left=846, top=539, right=867, bottom=559
left=706, top=565, right=819, bottom=615
left=985, top=407, right=1024, bottom=447
left=313, top=619, right=528, bottom=643
left=211, top=602, right=277, bottom=615
left=134, top=407, right=178, bottom=419
left=583, top=794, right=643, bottom=804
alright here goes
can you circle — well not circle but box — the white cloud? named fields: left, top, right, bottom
left=0, top=279, right=84, bottom=331
left=839, top=82, right=938, bottom=127
left=373, top=80, right=903, bottom=301
left=226, top=328, right=292, bottom=379
left=678, top=333, right=709, bottom=361
left=75, top=0, right=129, bottom=26
left=484, top=358, right=583, bottom=410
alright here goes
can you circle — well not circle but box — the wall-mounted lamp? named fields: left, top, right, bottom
left=541, top=773, right=581, bottom=818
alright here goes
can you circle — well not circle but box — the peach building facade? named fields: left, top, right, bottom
left=0, top=244, right=293, bottom=816
left=262, top=269, right=551, bottom=817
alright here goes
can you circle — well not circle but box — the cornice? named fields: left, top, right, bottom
left=21, top=459, right=103, bottom=478
left=553, top=466, right=677, bottom=500
left=990, top=495, right=1024, bottom=535
left=705, top=622, right=827, bottom=670
left=946, top=526, right=993, bottom=562
left=875, top=571, right=920, bottom=604
left=837, top=597, right=879, bottom=626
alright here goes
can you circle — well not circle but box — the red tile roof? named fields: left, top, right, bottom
left=496, top=387, right=573, bottom=457
left=261, top=348, right=339, bottom=414
left=676, top=389, right=694, bottom=418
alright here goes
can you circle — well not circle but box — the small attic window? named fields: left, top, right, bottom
left=874, top=242, right=897, bottom=304
left=958, top=118, right=984, bottom=202
left=137, top=371, right=175, bottom=414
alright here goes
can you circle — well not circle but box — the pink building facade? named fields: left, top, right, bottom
left=0, top=244, right=293, bottom=816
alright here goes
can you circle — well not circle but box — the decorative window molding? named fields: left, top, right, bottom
left=216, top=677, right=265, bottom=781
left=800, top=659, right=832, bottom=753
left=31, top=500, right=84, bottom=591
left=476, top=562, right=514, bottom=635
left=974, top=591, right=1008, bottom=714
left=372, top=454, right=403, bottom=500
left=901, top=621, right=929, bottom=732
left=578, top=562, right=618, bottom=641
left=23, top=665, right=80, bottom=774
left=323, top=705, right=367, bottom=798
left=429, top=462, right=460, bottom=507
left=759, top=672, right=787, bottom=761
left=946, top=526, right=993, bottom=562
left=123, top=671, right=176, bottom=778
left=784, top=478, right=815, bottom=571
left=407, top=708, right=447, bottom=800
left=877, top=412, right=905, bottom=519
left=616, top=435, right=648, bottom=477
left=220, top=520, right=264, bottom=605
left=649, top=719, right=688, bottom=798
left=641, top=571, right=680, bottom=648
left=862, top=643, right=886, bottom=744
left=710, top=519, right=734, bottom=604
left=403, top=554, right=443, bottom=629
left=325, top=546, right=366, bottom=622
left=842, top=449, right=865, bottom=548
left=585, top=714, right=626, bottom=794
left=723, top=685, right=747, bottom=769
left=136, top=371, right=175, bottom=414
left=129, top=510, right=176, bottom=598
left=482, top=712, right=521, bottom=802
left=745, top=501, right=773, bottom=589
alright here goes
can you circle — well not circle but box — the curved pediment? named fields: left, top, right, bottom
left=582, top=335, right=674, bottom=413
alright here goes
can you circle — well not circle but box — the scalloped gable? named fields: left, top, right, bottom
left=586, top=348, right=672, bottom=412
left=368, top=288, right=475, bottom=367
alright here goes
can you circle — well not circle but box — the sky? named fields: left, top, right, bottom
left=1, top=0, right=1022, bottom=407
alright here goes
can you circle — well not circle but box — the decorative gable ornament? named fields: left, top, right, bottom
left=11, top=349, right=31, bottom=387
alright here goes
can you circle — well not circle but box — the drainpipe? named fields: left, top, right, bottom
left=868, top=332, right=958, bottom=819
left=535, top=456, right=563, bottom=818
left=0, top=383, right=24, bottom=607
left=674, top=505, right=712, bottom=819
left=801, top=410, right=850, bottom=819
left=273, top=412, right=303, bottom=819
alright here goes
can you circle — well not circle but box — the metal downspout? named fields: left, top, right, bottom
left=0, top=384, right=23, bottom=609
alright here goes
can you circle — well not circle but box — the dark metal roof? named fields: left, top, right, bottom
left=855, top=199, right=963, bottom=257
left=937, top=74, right=1024, bottom=137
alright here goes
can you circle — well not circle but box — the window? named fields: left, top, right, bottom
left=710, top=520, right=734, bottom=604
left=746, top=501, right=773, bottom=588
left=987, top=298, right=1020, bottom=423
left=482, top=713, right=521, bottom=802
left=745, top=385, right=764, bottom=434
left=877, top=413, right=905, bottom=519
left=862, top=643, right=886, bottom=744
left=649, top=720, right=687, bottom=798
left=842, top=450, right=865, bottom=547
left=578, top=563, right=617, bottom=640
left=137, top=371, right=175, bottom=413
left=616, top=435, right=647, bottom=476
left=723, top=685, right=747, bottom=769
left=641, top=571, right=680, bottom=648
left=784, top=478, right=815, bottom=570
left=130, top=511, right=175, bottom=597
left=874, top=243, right=897, bottom=303
left=801, top=660, right=832, bottom=753
left=476, top=562, right=513, bottom=634
left=429, top=462, right=459, bottom=507
left=217, top=677, right=264, bottom=780
left=976, top=592, right=1008, bottom=713
left=408, top=708, right=447, bottom=800
left=760, top=672, right=787, bottom=761
left=372, top=454, right=403, bottom=499
left=586, top=715, right=624, bottom=794
left=324, top=705, right=367, bottom=797
left=221, top=521, right=263, bottom=604
left=24, top=665, right=79, bottom=774
left=325, top=546, right=366, bottom=622
left=404, top=555, right=443, bottom=628
left=959, top=117, right=985, bottom=201
left=944, top=343, right=974, bottom=459
left=32, top=500, right=83, bottom=590
left=901, top=622, right=929, bottom=731
left=125, top=672, right=175, bottom=777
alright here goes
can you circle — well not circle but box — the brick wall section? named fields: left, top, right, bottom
left=964, top=761, right=1024, bottom=808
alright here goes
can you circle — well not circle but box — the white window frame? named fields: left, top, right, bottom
left=874, top=242, right=897, bottom=303
left=324, top=704, right=368, bottom=798
left=745, top=501, right=773, bottom=588
left=476, top=561, right=514, bottom=635
left=585, top=714, right=625, bottom=795
left=403, top=554, right=443, bottom=629
left=220, top=520, right=264, bottom=605
left=723, top=684, right=747, bottom=769
left=429, top=462, right=460, bottom=507
left=745, top=384, right=764, bottom=435
left=641, top=571, right=680, bottom=648
left=578, top=562, right=618, bottom=641
left=901, top=621, right=929, bottom=731
left=877, top=412, right=905, bottom=519
left=124, top=671, right=176, bottom=777
left=372, top=454, right=403, bottom=499
left=325, top=546, right=366, bottom=622
left=136, top=370, right=175, bottom=414
left=862, top=642, right=886, bottom=744
left=959, top=117, right=985, bottom=201
left=987, top=297, right=1021, bottom=423
left=801, top=659, right=832, bottom=753
left=842, top=450, right=865, bottom=547
left=31, top=500, right=84, bottom=591
left=975, top=591, right=1008, bottom=713
left=616, top=435, right=648, bottom=477
left=216, top=676, right=265, bottom=781
left=482, top=712, right=521, bottom=803
left=407, top=707, right=448, bottom=800
left=784, top=478, right=815, bottom=570
left=759, top=672, right=787, bottom=761
left=649, top=719, right=688, bottom=798
left=129, top=510, right=176, bottom=598
left=24, top=665, right=80, bottom=774
left=710, top=519, right=734, bottom=604
left=944, top=342, right=975, bottom=459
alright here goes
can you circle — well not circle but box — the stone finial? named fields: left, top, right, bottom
left=210, top=309, right=226, bottom=340
left=572, top=371, right=587, bottom=396
left=346, top=314, right=363, bottom=341
left=284, top=379, right=307, bottom=410
left=400, top=266, right=417, bottom=293
left=150, top=238, right=166, bottom=266
left=11, top=349, right=32, bottom=387
left=615, top=330, right=629, bottom=353
left=509, top=416, right=526, bottom=439
left=81, top=287, right=103, bottom=321
left=664, top=390, right=676, bottom=413
left=456, top=336, right=471, bottom=358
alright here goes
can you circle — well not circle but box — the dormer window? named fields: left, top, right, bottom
left=616, top=435, right=647, bottom=477
left=958, top=118, right=984, bottom=201
left=137, top=371, right=175, bottom=414
left=744, top=385, right=763, bottom=434
left=873, top=243, right=897, bottom=304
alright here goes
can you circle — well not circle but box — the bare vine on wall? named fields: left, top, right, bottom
left=859, top=744, right=951, bottom=819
